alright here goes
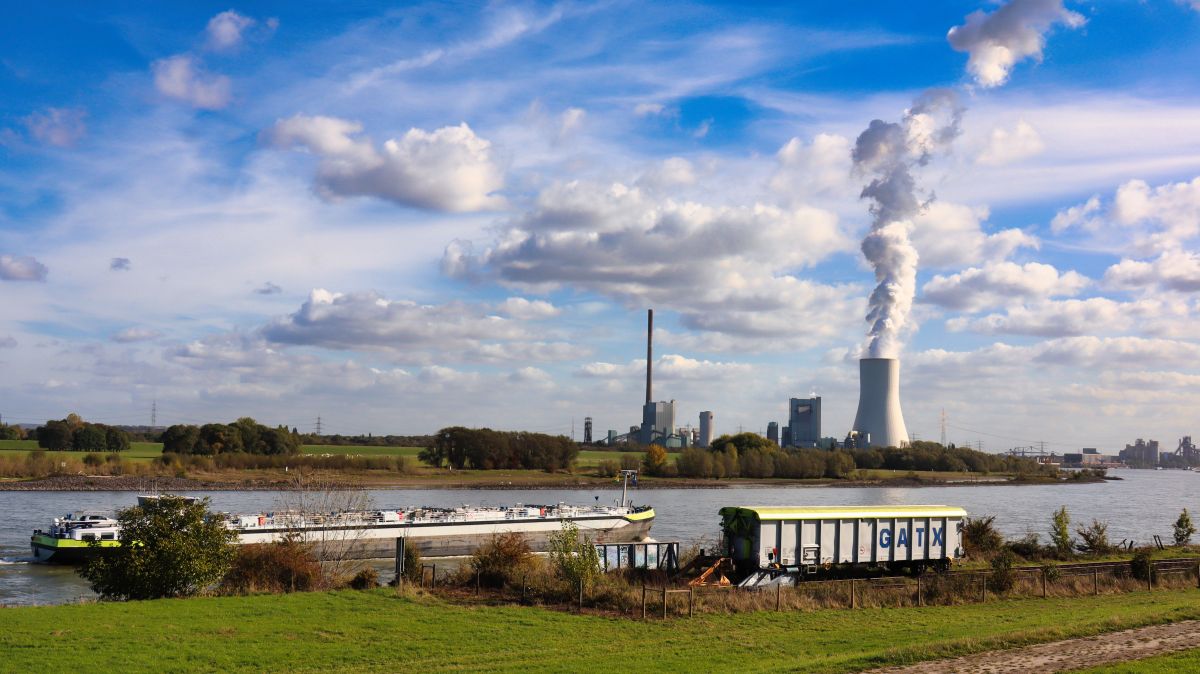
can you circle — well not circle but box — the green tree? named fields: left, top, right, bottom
left=37, top=420, right=72, bottom=451
left=78, top=495, right=237, bottom=600
left=1075, top=519, right=1112, bottom=555
left=160, top=424, right=200, bottom=454
left=0, top=423, right=22, bottom=440
left=1174, top=509, right=1196, bottom=546
left=547, top=521, right=600, bottom=589
left=104, top=426, right=131, bottom=452
left=72, top=424, right=108, bottom=452
left=196, top=424, right=243, bottom=455
left=1049, top=506, right=1073, bottom=558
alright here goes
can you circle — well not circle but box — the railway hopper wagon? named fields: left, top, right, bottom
left=719, top=505, right=967, bottom=583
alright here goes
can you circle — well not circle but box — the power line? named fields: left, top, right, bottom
left=944, top=422, right=1099, bottom=449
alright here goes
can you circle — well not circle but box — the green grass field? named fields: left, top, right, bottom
left=300, top=444, right=423, bottom=457
left=1079, top=649, right=1200, bottom=673
left=0, top=440, right=164, bottom=462
left=2, top=589, right=1198, bottom=672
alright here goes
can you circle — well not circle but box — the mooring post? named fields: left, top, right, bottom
left=917, top=575, right=923, bottom=607
left=1041, top=568, right=1048, bottom=598
left=689, top=586, right=695, bottom=618
left=661, top=586, right=668, bottom=619
left=850, top=579, right=857, bottom=609
left=641, top=585, right=647, bottom=619
left=1093, top=568, right=1099, bottom=596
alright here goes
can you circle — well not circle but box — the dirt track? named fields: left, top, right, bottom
left=867, top=619, right=1200, bottom=673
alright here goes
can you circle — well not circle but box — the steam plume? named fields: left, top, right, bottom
left=852, top=89, right=963, bottom=358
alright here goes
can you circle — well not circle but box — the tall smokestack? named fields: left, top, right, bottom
left=645, top=309, right=653, bottom=405
left=852, top=358, right=909, bottom=448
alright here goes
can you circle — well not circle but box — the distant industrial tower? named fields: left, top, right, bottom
left=638, top=309, right=677, bottom=445
left=699, top=411, right=714, bottom=448
left=787, top=397, right=821, bottom=448
left=583, top=417, right=593, bottom=444
left=851, top=358, right=909, bottom=448
left=767, top=422, right=779, bottom=446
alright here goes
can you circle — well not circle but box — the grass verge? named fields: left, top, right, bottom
left=2, top=588, right=1199, bottom=672
left=1075, top=648, right=1200, bottom=673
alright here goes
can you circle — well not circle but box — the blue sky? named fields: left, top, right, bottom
left=3, top=1, right=1200, bottom=450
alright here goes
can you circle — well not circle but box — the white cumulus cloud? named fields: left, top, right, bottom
left=921, top=261, right=1089, bottom=312
left=0, top=254, right=48, bottom=282
left=266, top=115, right=506, bottom=212
left=206, top=10, right=256, bottom=51
left=976, top=119, right=1044, bottom=165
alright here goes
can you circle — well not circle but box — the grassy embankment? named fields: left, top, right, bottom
left=3, top=588, right=1199, bottom=672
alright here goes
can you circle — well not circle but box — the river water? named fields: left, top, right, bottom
left=2, top=469, right=1196, bottom=606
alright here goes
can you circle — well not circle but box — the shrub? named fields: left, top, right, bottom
left=642, top=446, right=669, bottom=476
left=619, top=454, right=640, bottom=471
left=548, top=521, right=600, bottom=589
left=962, top=516, right=1003, bottom=558
left=397, top=542, right=423, bottom=584
left=595, top=459, right=619, bottom=478
left=219, top=540, right=325, bottom=594
left=83, top=453, right=104, bottom=468
left=1007, top=533, right=1044, bottom=560
left=1130, top=550, right=1155, bottom=582
left=989, top=549, right=1017, bottom=593
left=1040, top=562, right=1062, bottom=583
left=1049, top=506, right=1073, bottom=558
left=348, top=567, right=379, bottom=590
left=470, top=532, right=533, bottom=588
left=1075, top=519, right=1113, bottom=555
left=1174, top=509, right=1195, bottom=546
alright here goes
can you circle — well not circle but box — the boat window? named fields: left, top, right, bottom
left=101, top=533, right=115, bottom=540
left=82, top=533, right=96, bottom=541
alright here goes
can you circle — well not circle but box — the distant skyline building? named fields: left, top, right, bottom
left=786, top=396, right=821, bottom=448
left=698, top=411, right=714, bottom=448
left=767, top=421, right=779, bottom=446
left=1119, top=438, right=1160, bottom=467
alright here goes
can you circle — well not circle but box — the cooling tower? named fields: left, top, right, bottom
left=851, top=358, right=909, bottom=448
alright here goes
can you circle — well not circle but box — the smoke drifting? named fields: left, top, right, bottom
left=853, top=89, right=963, bottom=358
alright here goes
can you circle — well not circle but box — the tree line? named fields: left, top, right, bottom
left=160, top=417, right=300, bottom=456
left=34, top=414, right=132, bottom=453
left=418, top=426, right=578, bottom=472
left=668, top=434, right=1053, bottom=479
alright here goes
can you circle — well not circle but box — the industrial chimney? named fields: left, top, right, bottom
left=645, top=309, right=653, bottom=405
left=851, top=357, right=909, bottom=448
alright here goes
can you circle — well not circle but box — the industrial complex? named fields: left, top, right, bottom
left=591, top=309, right=1199, bottom=472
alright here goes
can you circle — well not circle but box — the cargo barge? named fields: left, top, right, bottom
left=31, top=486, right=654, bottom=563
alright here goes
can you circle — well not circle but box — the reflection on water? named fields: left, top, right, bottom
left=2, top=469, right=1196, bottom=606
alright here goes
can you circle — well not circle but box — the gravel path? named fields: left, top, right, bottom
left=867, top=620, right=1200, bottom=673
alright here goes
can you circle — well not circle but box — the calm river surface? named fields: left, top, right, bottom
left=2, top=469, right=1197, bottom=606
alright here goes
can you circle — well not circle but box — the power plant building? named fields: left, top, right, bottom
left=786, top=397, right=821, bottom=448
left=640, top=401, right=676, bottom=445
left=767, top=422, right=779, bottom=446
left=851, top=358, right=909, bottom=448
left=699, top=411, right=714, bottom=448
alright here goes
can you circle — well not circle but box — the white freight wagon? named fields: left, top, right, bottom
left=719, top=505, right=967, bottom=580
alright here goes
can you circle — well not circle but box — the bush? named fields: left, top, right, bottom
left=962, top=516, right=1003, bottom=558
left=990, top=549, right=1017, bottom=593
left=595, top=459, right=619, bottom=478
left=1049, top=506, right=1073, bottom=558
left=470, top=533, right=533, bottom=588
left=348, top=567, right=379, bottom=590
left=391, top=542, right=423, bottom=585
left=1130, top=550, right=1155, bottom=582
left=79, top=495, right=236, bottom=600
left=219, top=540, right=324, bottom=594
left=83, top=453, right=104, bottom=467
left=1075, top=519, right=1113, bottom=555
left=1007, top=533, right=1044, bottom=560
left=643, top=446, right=669, bottom=476
left=619, top=454, right=640, bottom=471
left=1174, top=509, right=1195, bottom=546
left=548, top=521, right=600, bottom=589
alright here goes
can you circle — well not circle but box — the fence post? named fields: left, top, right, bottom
left=850, top=579, right=857, bottom=609
left=689, top=586, right=695, bottom=618
left=476, top=571, right=481, bottom=596
left=394, top=537, right=404, bottom=591
left=1148, top=563, right=1154, bottom=592
left=776, top=583, right=782, bottom=611
left=1196, top=563, right=1199, bottom=590
left=1093, top=568, right=1099, bottom=596
left=1041, top=568, right=1047, bottom=598
left=917, top=575, right=923, bottom=607
left=433, top=564, right=437, bottom=589
left=981, top=574, right=987, bottom=602
left=641, top=585, right=647, bottom=620
left=662, top=586, right=668, bottom=619
left=522, top=574, right=527, bottom=602
left=578, top=579, right=584, bottom=611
